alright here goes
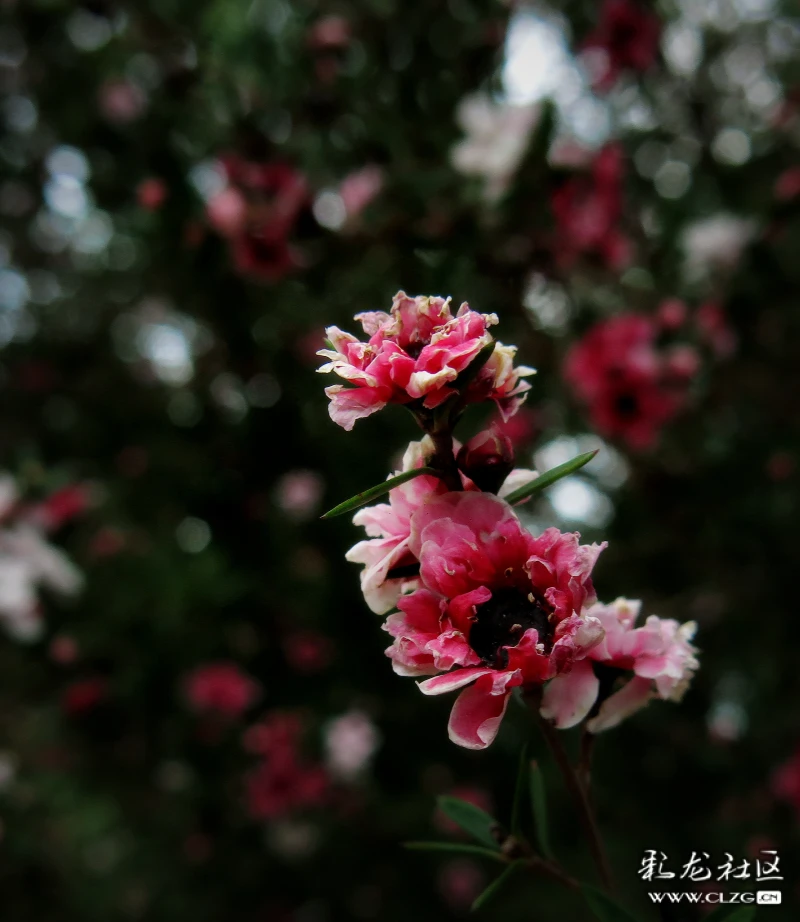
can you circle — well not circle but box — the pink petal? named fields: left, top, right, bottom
left=540, top=659, right=599, bottom=729
left=417, top=667, right=493, bottom=696
left=325, top=385, right=387, bottom=431
left=448, top=674, right=511, bottom=750
left=586, top=676, right=653, bottom=733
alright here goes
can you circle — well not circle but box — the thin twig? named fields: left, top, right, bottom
left=526, top=695, right=614, bottom=893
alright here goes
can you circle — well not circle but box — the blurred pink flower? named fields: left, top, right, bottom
left=137, top=178, right=168, bottom=211
left=774, top=166, right=800, bottom=201
left=541, top=598, right=698, bottom=731
left=318, top=291, right=534, bottom=430
left=386, top=491, right=605, bottom=749
left=184, top=662, right=259, bottom=719
left=62, top=677, right=108, bottom=716
left=99, top=79, right=146, bottom=124
left=695, top=302, right=737, bottom=359
left=208, top=157, right=309, bottom=282
left=244, top=712, right=328, bottom=820
left=772, top=747, right=800, bottom=819
left=283, top=630, right=334, bottom=674
left=338, top=165, right=384, bottom=221
left=564, top=313, right=693, bottom=450
left=551, top=145, right=632, bottom=270
left=274, top=470, right=324, bottom=520
left=583, top=0, right=661, bottom=91
left=438, top=859, right=486, bottom=911
left=307, top=15, right=351, bottom=49
left=323, top=710, right=380, bottom=780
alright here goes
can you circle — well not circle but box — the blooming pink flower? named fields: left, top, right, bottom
left=564, top=313, right=692, bottom=450
left=583, top=0, right=661, bottom=92
left=346, top=438, right=537, bottom=615
left=243, top=712, right=328, bottom=819
left=318, top=291, right=534, bottom=430
left=184, top=662, right=259, bottom=719
left=384, top=492, right=605, bottom=749
left=541, top=598, right=698, bottom=732
left=551, top=145, right=632, bottom=270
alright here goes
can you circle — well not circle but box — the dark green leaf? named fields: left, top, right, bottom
left=321, top=467, right=439, bottom=518
left=471, top=861, right=523, bottom=912
left=404, top=842, right=507, bottom=864
left=582, top=884, right=641, bottom=922
left=529, top=760, right=552, bottom=860
left=436, top=796, right=500, bottom=850
left=510, top=744, right=528, bottom=837
left=503, top=450, right=599, bottom=505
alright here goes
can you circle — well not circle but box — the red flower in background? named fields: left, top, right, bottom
left=551, top=145, right=632, bottom=270
left=772, top=747, right=800, bottom=820
left=62, top=678, right=108, bottom=716
left=184, top=662, right=259, bottom=720
left=243, top=712, right=328, bottom=819
left=564, top=313, right=695, bottom=450
left=206, top=156, right=309, bottom=282
left=583, top=0, right=661, bottom=92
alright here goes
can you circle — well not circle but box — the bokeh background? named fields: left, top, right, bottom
left=1, top=0, right=799, bottom=919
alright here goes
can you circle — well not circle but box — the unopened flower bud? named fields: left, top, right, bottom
left=456, top=429, right=515, bottom=493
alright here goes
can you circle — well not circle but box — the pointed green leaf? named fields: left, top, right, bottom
left=582, top=885, right=640, bottom=922
left=510, top=744, right=528, bottom=837
left=471, top=861, right=523, bottom=912
left=404, top=842, right=507, bottom=864
left=437, top=796, right=500, bottom=850
left=529, top=760, right=552, bottom=860
left=503, top=450, right=599, bottom=505
left=321, top=467, right=439, bottom=519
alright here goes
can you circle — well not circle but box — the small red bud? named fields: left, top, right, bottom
left=456, top=429, right=515, bottom=494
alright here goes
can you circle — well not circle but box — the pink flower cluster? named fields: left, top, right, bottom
left=183, top=661, right=260, bottom=720
left=583, top=0, right=661, bottom=92
left=317, top=291, right=534, bottom=431
left=564, top=312, right=699, bottom=450
left=551, top=145, right=631, bottom=271
left=207, top=155, right=309, bottom=282
left=243, top=712, right=328, bottom=820
left=323, top=293, right=699, bottom=749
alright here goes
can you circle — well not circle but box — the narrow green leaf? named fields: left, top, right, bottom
left=437, top=796, right=500, bottom=850
left=503, top=450, right=599, bottom=505
left=471, top=861, right=523, bottom=912
left=321, top=467, right=439, bottom=519
left=529, top=760, right=552, bottom=860
left=510, top=744, right=528, bottom=837
left=582, top=884, right=641, bottom=922
left=404, top=842, right=507, bottom=864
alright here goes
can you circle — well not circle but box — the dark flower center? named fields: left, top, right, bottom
left=469, top=587, right=554, bottom=669
left=614, top=392, right=639, bottom=418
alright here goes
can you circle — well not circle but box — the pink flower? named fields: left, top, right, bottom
left=184, top=662, right=259, bottom=719
left=774, top=166, right=800, bottom=201
left=541, top=598, right=699, bottom=732
left=346, top=438, right=537, bottom=614
left=99, top=79, right=146, bottom=124
left=345, top=439, right=450, bottom=614
left=137, top=178, right=168, bottom=211
left=274, top=470, right=324, bottom=520
left=318, top=291, right=534, bottom=430
left=243, top=712, right=328, bottom=819
left=208, top=157, right=309, bottom=282
left=564, top=313, right=692, bottom=450
left=338, top=165, right=384, bottom=221
left=385, top=492, right=606, bottom=749
left=551, top=145, right=632, bottom=270
left=583, top=0, right=661, bottom=92
left=62, top=678, right=108, bottom=716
